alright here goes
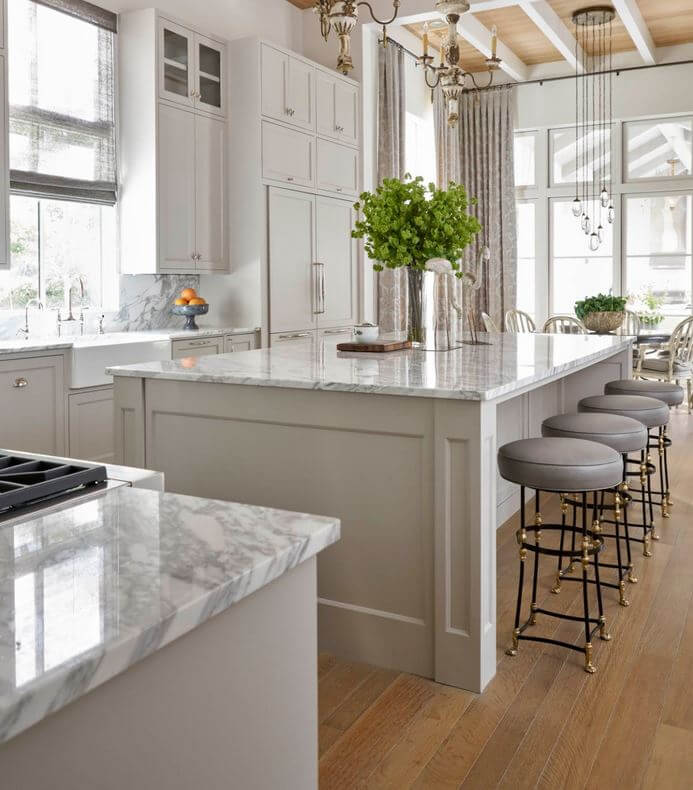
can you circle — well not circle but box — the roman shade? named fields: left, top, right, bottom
left=9, top=0, right=118, bottom=204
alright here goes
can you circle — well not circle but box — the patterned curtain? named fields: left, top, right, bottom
left=434, top=86, right=517, bottom=331
left=376, top=43, right=407, bottom=332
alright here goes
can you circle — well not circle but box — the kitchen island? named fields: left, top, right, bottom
left=0, top=484, right=339, bottom=790
left=111, top=332, right=632, bottom=693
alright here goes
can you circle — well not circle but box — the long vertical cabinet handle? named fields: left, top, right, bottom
left=319, top=263, right=326, bottom=315
left=312, top=262, right=322, bottom=315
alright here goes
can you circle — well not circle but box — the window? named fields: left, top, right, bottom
left=624, top=118, right=692, bottom=181
left=405, top=112, right=436, bottom=187
left=550, top=127, right=611, bottom=187
left=0, top=0, right=117, bottom=311
left=551, top=199, right=614, bottom=315
left=516, top=201, right=536, bottom=317
left=625, top=194, right=692, bottom=315
left=514, top=132, right=536, bottom=187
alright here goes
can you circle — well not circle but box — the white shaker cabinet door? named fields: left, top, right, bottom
left=195, top=114, right=227, bottom=271
left=316, top=138, right=358, bottom=197
left=269, top=188, right=316, bottom=334
left=68, top=388, right=115, bottom=463
left=334, top=80, right=358, bottom=146
left=158, top=103, right=197, bottom=271
left=262, top=121, right=315, bottom=189
left=316, top=197, right=357, bottom=330
left=194, top=34, right=225, bottom=117
left=261, top=44, right=289, bottom=124
left=287, top=56, right=315, bottom=132
left=316, top=70, right=336, bottom=139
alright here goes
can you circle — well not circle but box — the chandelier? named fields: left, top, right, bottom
left=417, top=1, right=501, bottom=127
left=571, top=5, right=616, bottom=252
left=314, top=1, right=402, bottom=75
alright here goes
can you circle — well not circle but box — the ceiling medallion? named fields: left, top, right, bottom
left=571, top=5, right=616, bottom=251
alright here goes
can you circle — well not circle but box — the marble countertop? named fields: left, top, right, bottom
left=0, top=486, right=339, bottom=745
left=108, top=333, right=633, bottom=402
left=0, top=327, right=258, bottom=355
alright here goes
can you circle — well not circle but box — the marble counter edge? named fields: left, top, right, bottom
left=107, top=338, right=634, bottom=402
left=0, top=488, right=339, bottom=746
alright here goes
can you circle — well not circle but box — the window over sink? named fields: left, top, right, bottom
left=0, top=0, right=118, bottom=311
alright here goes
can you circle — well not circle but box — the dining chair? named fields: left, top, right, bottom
left=619, top=309, right=641, bottom=336
left=505, top=309, right=536, bottom=334
left=542, top=315, right=588, bottom=335
left=636, top=316, right=693, bottom=412
left=481, top=312, right=500, bottom=333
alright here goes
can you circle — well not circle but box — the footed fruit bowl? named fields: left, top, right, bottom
left=172, top=303, right=209, bottom=331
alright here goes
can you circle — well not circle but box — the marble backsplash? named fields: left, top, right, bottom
left=0, top=275, right=201, bottom=339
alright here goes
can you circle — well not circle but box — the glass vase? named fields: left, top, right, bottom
left=407, top=266, right=424, bottom=345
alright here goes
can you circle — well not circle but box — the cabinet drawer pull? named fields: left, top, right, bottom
left=187, top=340, right=211, bottom=347
left=13, top=378, right=29, bottom=389
left=287, top=176, right=295, bottom=182
left=278, top=332, right=311, bottom=340
left=323, top=329, right=349, bottom=336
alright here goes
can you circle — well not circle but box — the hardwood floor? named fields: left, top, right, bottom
left=318, top=409, right=693, bottom=789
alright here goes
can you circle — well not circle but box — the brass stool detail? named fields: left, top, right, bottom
left=498, top=437, right=623, bottom=674
left=578, top=395, right=670, bottom=556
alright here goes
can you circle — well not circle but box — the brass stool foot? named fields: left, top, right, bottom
left=627, top=564, right=638, bottom=584
left=506, top=629, right=519, bottom=657
left=619, top=582, right=630, bottom=607
left=584, top=643, right=597, bottom=674
left=551, top=572, right=562, bottom=594
left=643, top=535, right=653, bottom=558
left=599, top=617, right=611, bottom=642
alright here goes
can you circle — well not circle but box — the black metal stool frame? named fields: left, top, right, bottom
left=506, top=487, right=611, bottom=674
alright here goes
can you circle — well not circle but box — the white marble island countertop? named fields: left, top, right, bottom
left=108, top=333, right=633, bottom=402
left=0, top=487, right=339, bottom=745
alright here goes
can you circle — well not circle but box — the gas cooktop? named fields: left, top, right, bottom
left=0, top=452, right=107, bottom=515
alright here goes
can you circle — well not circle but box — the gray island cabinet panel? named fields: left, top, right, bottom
left=111, top=333, right=633, bottom=693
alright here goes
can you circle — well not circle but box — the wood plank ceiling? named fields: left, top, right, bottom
left=290, top=1, right=693, bottom=74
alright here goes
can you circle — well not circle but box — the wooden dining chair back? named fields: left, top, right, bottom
left=542, top=315, right=588, bottom=335
left=505, top=310, right=536, bottom=334
left=619, top=309, right=641, bottom=336
left=481, top=312, right=500, bottom=333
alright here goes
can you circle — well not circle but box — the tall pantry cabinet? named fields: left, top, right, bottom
left=118, top=10, right=228, bottom=274
left=229, top=39, right=360, bottom=348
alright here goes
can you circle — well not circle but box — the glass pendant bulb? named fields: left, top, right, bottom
left=597, top=224, right=604, bottom=243
left=600, top=188, right=609, bottom=209
left=589, top=232, right=600, bottom=252
left=583, top=215, right=591, bottom=235
left=572, top=198, right=582, bottom=217
left=581, top=213, right=588, bottom=232
left=608, top=202, right=615, bottom=224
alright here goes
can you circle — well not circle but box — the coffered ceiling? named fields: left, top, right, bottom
left=289, top=1, right=693, bottom=78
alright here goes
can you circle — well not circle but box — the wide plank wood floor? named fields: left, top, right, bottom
left=318, top=409, right=693, bottom=789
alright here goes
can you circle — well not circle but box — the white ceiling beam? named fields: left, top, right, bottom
left=611, top=0, right=657, bottom=65
left=457, top=13, right=529, bottom=82
left=378, top=1, right=517, bottom=28
left=518, top=0, right=585, bottom=73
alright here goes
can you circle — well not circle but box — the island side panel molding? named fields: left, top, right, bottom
left=0, top=558, right=319, bottom=790
left=558, top=347, right=632, bottom=414
left=113, top=376, right=146, bottom=469
left=434, top=398, right=497, bottom=693
left=141, top=379, right=436, bottom=678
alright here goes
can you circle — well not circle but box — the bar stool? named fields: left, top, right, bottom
left=578, top=395, right=670, bottom=555
left=498, top=437, right=623, bottom=673
left=604, top=379, right=684, bottom=515
left=541, top=413, right=648, bottom=607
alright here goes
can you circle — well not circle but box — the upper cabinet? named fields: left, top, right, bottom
left=159, top=19, right=226, bottom=117
left=261, top=44, right=314, bottom=132
left=119, top=9, right=228, bottom=274
left=316, top=71, right=358, bottom=147
left=0, top=0, right=9, bottom=271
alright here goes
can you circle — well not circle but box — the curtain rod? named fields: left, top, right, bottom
left=380, top=37, right=693, bottom=89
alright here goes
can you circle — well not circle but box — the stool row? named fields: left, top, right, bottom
left=498, top=379, right=682, bottom=673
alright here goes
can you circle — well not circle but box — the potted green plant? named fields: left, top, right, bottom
left=629, top=287, right=664, bottom=328
left=352, top=175, right=482, bottom=344
left=575, top=293, right=628, bottom=333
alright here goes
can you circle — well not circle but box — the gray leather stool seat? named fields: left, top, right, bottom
left=578, top=394, right=669, bottom=429
left=542, top=413, right=647, bottom=455
left=498, top=437, right=623, bottom=493
left=605, top=379, right=684, bottom=408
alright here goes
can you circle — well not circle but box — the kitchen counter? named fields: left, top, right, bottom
left=108, top=332, right=633, bottom=401
left=112, top=333, right=632, bottom=694
left=0, top=485, right=339, bottom=746
left=0, top=326, right=258, bottom=356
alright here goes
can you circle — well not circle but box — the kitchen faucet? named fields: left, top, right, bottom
left=58, top=277, right=88, bottom=336
left=16, top=299, right=44, bottom=340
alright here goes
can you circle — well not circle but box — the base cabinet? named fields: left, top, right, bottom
left=0, top=355, right=65, bottom=455
left=68, top=387, right=115, bottom=463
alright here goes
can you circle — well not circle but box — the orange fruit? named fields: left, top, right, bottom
left=180, top=357, right=198, bottom=369
left=188, top=297, right=207, bottom=306
left=174, top=297, right=188, bottom=306
left=180, top=288, right=197, bottom=301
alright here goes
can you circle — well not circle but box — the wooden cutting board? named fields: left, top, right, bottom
left=337, top=340, right=413, bottom=353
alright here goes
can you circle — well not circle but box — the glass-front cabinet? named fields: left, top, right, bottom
left=158, top=19, right=225, bottom=117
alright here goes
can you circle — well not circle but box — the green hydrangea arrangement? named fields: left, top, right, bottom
left=351, top=175, right=482, bottom=277
left=575, top=293, right=627, bottom=320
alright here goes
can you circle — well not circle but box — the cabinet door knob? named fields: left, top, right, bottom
left=13, top=378, right=28, bottom=389
left=287, top=177, right=295, bottom=182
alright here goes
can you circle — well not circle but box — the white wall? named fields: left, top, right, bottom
left=104, top=0, right=304, bottom=50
